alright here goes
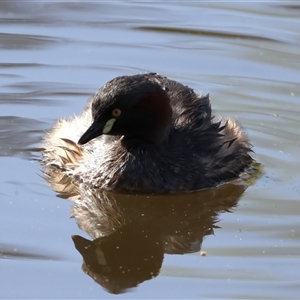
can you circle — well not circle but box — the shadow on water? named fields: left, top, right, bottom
left=0, top=243, right=62, bottom=261
left=135, top=26, right=279, bottom=43
left=0, top=32, right=67, bottom=50
left=0, top=116, right=47, bottom=159
left=43, top=165, right=249, bottom=294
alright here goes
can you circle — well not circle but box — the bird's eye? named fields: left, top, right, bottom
left=112, top=108, right=122, bottom=117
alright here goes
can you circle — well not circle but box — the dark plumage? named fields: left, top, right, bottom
left=42, top=73, right=253, bottom=192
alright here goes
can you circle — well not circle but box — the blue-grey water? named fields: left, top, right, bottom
left=1, top=2, right=299, bottom=299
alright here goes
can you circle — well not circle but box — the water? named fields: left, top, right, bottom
left=1, top=2, right=299, bottom=299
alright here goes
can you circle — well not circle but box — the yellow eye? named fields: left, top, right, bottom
left=112, top=108, right=121, bottom=117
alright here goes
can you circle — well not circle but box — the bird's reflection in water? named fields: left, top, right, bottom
left=44, top=167, right=247, bottom=294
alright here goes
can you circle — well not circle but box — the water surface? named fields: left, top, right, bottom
left=1, top=2, right=299, bottom=299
